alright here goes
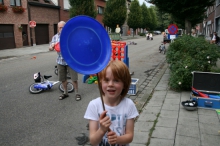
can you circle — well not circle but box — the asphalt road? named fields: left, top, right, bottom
left=0, top=35, right=166, bottom=146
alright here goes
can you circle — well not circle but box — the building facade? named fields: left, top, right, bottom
left=198, top=0, right=220, bottom=40
left=0, top=0, right=133, bottom=50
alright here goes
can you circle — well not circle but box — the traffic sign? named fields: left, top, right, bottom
left=29, top=21, right=36, bottom=28
left=168, top=24, right=178, bottom=35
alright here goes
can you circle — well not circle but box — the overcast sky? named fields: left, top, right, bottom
left=138, top=0, right=154, bottom=7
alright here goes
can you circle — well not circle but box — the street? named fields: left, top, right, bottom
left=0, top=35, right=166, bottom=146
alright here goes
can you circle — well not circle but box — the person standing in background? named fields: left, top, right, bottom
left=49, top=21, right=81, bottom=101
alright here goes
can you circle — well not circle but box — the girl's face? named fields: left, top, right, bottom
left=101, top=67, right=124, bottom=99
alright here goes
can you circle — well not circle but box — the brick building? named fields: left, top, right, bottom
left=197, top=0, right=220, bottom=40
left=0, top=0, right=132, bottom=50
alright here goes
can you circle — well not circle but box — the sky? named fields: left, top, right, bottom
left=138, top=0, right=154, bottom=7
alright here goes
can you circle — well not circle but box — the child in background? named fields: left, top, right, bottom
left=84, top=60, right=139, bottom=146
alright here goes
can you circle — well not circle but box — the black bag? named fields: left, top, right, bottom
left=151, top=37, right=153, bottom=40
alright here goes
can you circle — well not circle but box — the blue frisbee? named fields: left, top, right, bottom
left=60, top=15, right=111, bottom=74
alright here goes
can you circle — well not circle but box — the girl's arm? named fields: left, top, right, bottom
left=89, top=111, right=111, bottom=146
left=108, top=118, right=135, bottom=145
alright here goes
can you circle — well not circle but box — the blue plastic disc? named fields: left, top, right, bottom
left=60, top=15, right=111, bottom=74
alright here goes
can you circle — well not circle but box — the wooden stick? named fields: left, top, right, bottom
left=96, top=73, right=115, bottom=146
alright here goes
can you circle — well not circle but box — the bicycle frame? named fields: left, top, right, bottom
left=33, top=80, right=60, bottom=90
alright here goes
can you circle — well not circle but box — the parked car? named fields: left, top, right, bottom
left=154, top=31, right=162, bottom=35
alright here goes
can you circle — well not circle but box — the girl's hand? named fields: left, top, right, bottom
left=99, top=111, right=111, bottom=134
left=107, top=131, right=117, bottom=145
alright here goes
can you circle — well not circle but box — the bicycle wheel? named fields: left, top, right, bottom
left=29, top=83, right=43, bottom=94
left=54, top=68, right=58, bottom=76
left=163, top=48, right=166, bottom=54
left=59, top=82, right=74, bottom=93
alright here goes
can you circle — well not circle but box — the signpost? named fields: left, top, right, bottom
left=167, top=24, right=178, bottom=42
left=168, top=24, right=178, bottom=34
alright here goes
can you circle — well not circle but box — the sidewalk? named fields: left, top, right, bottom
left=0, top=35, right=143, bottom=60
left=131, top=63, right=220, bottom=146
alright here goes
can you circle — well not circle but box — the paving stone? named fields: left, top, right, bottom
left=152, top=127, right=176, bottom=139
left=198, top=114, right=220, bottom=125
left=199, top=123, right=220, bottom=135
left=147, top=100, right=163, bottom=107
left=134, top=121, right=154, bottom=132
left=164, top=98, right=180, bottom=105
left=179, top=109, right=198, bottom=119
left=132, top=131, right=149, bottom=144
left=157, top=117, right=177, bottom=127
left=178, top=117, right=199, bottom=127
left=162, top=103, right=179, bottom=111
left=137, top=113, right=157, bottom=122
left=174, top=135, right=200, bottom=146
left=159, top=110, right=178, bottom=119
left=141, top=106, right=161, bottom=114
left=198, top=108, right=218, bottom=116
left=176, top=124, right=200, bottom=138
left=201, top=134, right=220, bottom=146
left=149, top=138, right=174, bottom=146
left=152, top=90, right=168, bottom=96
left=151, top=94, right=166, bottom=100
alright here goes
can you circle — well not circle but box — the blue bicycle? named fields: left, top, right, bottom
left=29, top=72, right=74, bottom=94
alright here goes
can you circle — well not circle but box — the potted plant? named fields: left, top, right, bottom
left=12, top=6, right=25, bottom=13
left=0, top=4, right=8, bottom=12
left=18, top=26, right=22, bottom=31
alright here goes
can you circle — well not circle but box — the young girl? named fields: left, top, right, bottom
left=84, top=60, right=139, bottom=146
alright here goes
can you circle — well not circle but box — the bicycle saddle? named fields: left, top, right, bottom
left=44, top=75, right=52, bottom=80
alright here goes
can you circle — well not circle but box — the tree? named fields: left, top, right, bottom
left=103, top=0, right=127, bottom=32
left=69, top=0, right=97, bottom=18
left=141, top=3, right=151, bottom=31
left=148, top=6, right=157, bottom=30
left=127, top=0, right=142, bottom=36
left=146, top=0, right=215, bottom=34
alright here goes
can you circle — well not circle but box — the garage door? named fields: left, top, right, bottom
left=35, top=24, right=49, bottom=45
left=0, top=24, right=15, bottom=50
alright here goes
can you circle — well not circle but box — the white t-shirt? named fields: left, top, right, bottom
left=84, top=97, right=139, bottom=146
left=212, top=35, right=216, bottom=40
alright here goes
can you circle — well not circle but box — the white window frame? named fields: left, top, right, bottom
left=98, top=6, right=104, bottom=14
left=10, top=0, right=21, bottom=6
left=63, top=0, right=70, bottom=10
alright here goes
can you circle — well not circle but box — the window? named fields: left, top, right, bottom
left=10, top=0, right=21, bottom=6
left=63, top=0, right=70, bottom=10
left=44, top=0, right=50, bottom=4
left=98, top=6, right=104, bottom=14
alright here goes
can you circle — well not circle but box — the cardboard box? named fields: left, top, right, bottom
left=190, top=71, right=220, bottom=110
left=128, top=78, right=139, bottom=95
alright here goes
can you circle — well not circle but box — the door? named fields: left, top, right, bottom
left=22, top=25, right=28, bottom=46
left=0, top=24, right=15, bottom=50
left=35, top=24, right=49, bottom=45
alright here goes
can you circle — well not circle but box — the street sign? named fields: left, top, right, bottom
left=29, top=21, right=36, bottom=28
left=168, top=24, right=178, bottom=35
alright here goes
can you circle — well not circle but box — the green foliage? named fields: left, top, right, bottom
left=127, top=0, right=142, bottom=36
left=69, top=0, right=97, bottom=18
left=166, top=35, right=220, bottom=90
left=103, top=0, right=127, bottom=32
left=140, top=3, right=151, bottom=30
left=148, top=7, right=157, bottom=30
left=146, top=0, right=215, bottom=33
